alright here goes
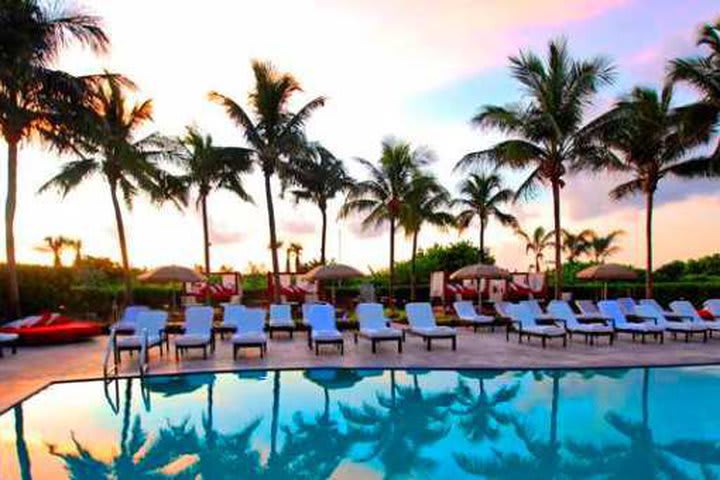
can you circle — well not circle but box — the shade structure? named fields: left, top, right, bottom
left=138, top=265, right=206, bottom=283
left=303, top=263, right=364, bottom=282
left=450, top=263, right=510, bottom=281
left=576, top=264, right=637, bottom=281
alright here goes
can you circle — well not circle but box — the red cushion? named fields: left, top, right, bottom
left=0, top=322, right=101, bottom=345
left=699, top=309, right=714, bottom=320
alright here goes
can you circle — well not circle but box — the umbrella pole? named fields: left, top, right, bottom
left=477, top=277, right=482, bottom=313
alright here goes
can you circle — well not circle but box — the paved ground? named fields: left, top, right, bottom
left=2, top=326, right=720, bottom=413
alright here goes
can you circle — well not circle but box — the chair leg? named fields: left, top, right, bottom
left=0, top=347, right=4, bottom=358
left=398, top=338, right=403, bottom=353
left=452, top=336, right=457, bottom=351
left=175, top=347, right=179, bottom=362
left=315, top=343, right=319, bottom=356
left=542, top=336, right=547, bottom=349
left=563, top=335, right=567, bottom=348
left=341, top=342, right=344, bottom=356
left=11, top=344, right=17, bottom=355
left=203, top=346, right=207, bottom=359
left=233, top=345, right=238, bottom=360
left=372, top=340, right=376, bottom=354
left=260, top=345, right=264, bottom=358
left=426, top=338, right=431, bottom=351
left=354, top=333, right=358, bottom=344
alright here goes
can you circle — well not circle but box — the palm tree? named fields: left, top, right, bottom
left=582, top=86, right=710, bottom=297
left=340, top=139, right=431, bottom=309
left=401, top=173, right=454, bottom=301
left=588, top=230, right=624, bottom=264
left=288, top=143, right=353, bottom=265
left=42, top=235, right=71, bottom=267
left=176, top=126, right=254, bottom=275
left=562, top=229, right=594, bottom=263
left=288, top=242, right=303, bottom=272
left=453, top=170, right=517, bottom=263
left=0, top=0, right=109, bottom=319
left=456, top=39, right=614, bottom=298
left=209, top=60, right=325, bottom=302
left=41, top=75, right=184, bottom=303
left=515, top=226, right=554, bottom=272
left=70, top=239, right=83, bottom=266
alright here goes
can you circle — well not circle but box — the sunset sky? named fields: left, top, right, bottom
left=2, top=0, right=719, bottom=274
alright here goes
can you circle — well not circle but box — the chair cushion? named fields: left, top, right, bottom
left=569, top=324, right=614, bottom=334
left=0, top=333, right=19, bottom=343
left=411, top=326, right=456, bottom=337
left=175, top=334, right=212, bottom=347
left=466, top=315, right=494, bottom=324
left=269, top=319, right=295, bottom=328
left=117, top=335, right=162, bottom=348
left=112, top=322, right=137, bottom=334
left=666, top=322, right=706, bottom=332
left=312, top=330, right=343, bottom=341
left=522, top=325, right=565, bottom=336
left=232, top=332, right=267, bottom=344
left=360, top=327, right=402, bottom=339
left=698, top=321, right=720, bottom=331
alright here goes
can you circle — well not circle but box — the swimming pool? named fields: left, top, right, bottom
left=1, top=366, right=720, bottom=479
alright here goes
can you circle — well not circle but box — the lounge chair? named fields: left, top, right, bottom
left=704, top=299, right=720, bottom=320
left=639, top=299, right=689, bottom=321
left=231, top=308, right=268, bottom=359
left=111, top=305, right=150, bottom=335
left=216, top=304, right=245, bottom=339
left=268, top=304, right=295, bottom=338
left=307, top=304, right=344, bottom=355
left=505, top=303, right=567, bottom=348
left=597, top=300, right=664, bottom=343
left=494, top=301, right=513, bottom=322
left=302, top=301, right=328, bottom=348
left=405, top=302, right=457, bottom=351
left=175, top=306, right=215, bottom=359
left=114, top=310, right=168, bottom=363
left=636, top=304, right=707, bottom=342
left=670, top=300, right=720, bottom=335
left=520, top=299, right=556, bottom=321
left=617, top=297, right=638, bottom=315
left=547, top=300, right=614, bottom=345
left=453, top=301, right=495, bottom=332
left=354, top=303, right=403, bottom=353
left=0, top=333, right=18, bottom=357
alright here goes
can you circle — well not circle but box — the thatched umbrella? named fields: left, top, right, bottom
left=303, top=263, right=364, bottom=304
left=138, top=265, right=206, bottom=308
left=576, top=263, right=637, bottom=299
left=450, top=263, right=510, bottom=308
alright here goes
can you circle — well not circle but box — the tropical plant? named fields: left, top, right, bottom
left=562, top=229, right=594, bottom=263
left=175, top=126, right=254, bottom=275
left=515, top=226, right=555, bottom=272
left=453, top=170, right=517, bottom=263
left=69, top=238, right=83, bottom=266
left=340, top=139, right=431, bottom=309
left=581, top=85, right=710, bottom=297
left=0, top=0, right=109, bottom=318
left=41, top=235, right=72, bottom=267
left=287, top=143, right=353, bottom=264
left=209, top=60, right=325, bottom=302
left=456, top=39, right=615, bottom=298
left=41, top=75, right=184, bottom=303
left=587, top=230, right=624, bottom=264
left=401, top=173, right=454, bottom=301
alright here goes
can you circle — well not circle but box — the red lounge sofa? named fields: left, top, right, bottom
left=0, top=313, right=102, bottom=345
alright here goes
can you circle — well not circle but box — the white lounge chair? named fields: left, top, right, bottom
left=231, top=308, right=268, bottom=359
left=639, top=299, right=688, bottom=321
left=354, top=303, right=403, bottom=353
left=494, top=301, right=513, bottom=321
left=307, top=304, right=344, bottom=355
left=520, top=299, right=556, bottom=321
left=112, top=305, right=150, bottom=335
left=405, top=303, right=457, bottom=351
left=617, top=297, right=638, bottom=316
left=704, top=299, right=720, bottom=320
left=575, top=300, right=603, bottom=317
left=302, top=301, right=328, bottom=348
left=0, top=333, right=18, bottom=357
left=506, top=303, right=567, bottom=348
left=670, top=300, right=720, bottom=335
left=636, top=304, right=707, bottom=342
left=175, top=306, right=215, bottom=359
left=597, top=300, right=664, bottom=343
left=268, top=304, right=295, bottom=338
left=115, top=310, right=168, bottom=363
left=453, top=301, right=495, bottom=332
left=547, top=300, right=614, bottom=345
left=217, top=304, right=245, bottom=339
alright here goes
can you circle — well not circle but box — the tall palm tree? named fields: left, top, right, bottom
left=41, top=75, right=184, bottom=303
left=287, top=143, right=353, bottom=265
left=453, top=171, right=517, bottom=263
left=582, top=86, right=710, bottom=297
left=401, top=173, right=454, bottom=301
left=209, top=60, right=325, bottom=302
left=588, top=230, right=624, bottom=264
left=42, top=235, right=71, bottom=267
left=175, top=126, right=254, bottom=275
left=288, top=242, right=303, bottom=272
left=562, top=229, right=594, bottom=263
left=0, top=0, right=109, bottom=319
left=456, top=39, right=615, bottom=298
left=70, top=238, right=83, bottom=266
left=515, top=226, right=554, bottom=272
left=339, top=139, right=431, bottom=310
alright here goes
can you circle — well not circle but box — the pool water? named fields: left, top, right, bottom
left=2, top=366, right=720, bottom=479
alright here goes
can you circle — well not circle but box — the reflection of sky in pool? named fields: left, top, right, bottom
left=2, top=366, right=720, bottom=479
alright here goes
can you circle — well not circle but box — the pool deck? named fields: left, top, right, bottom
left=2, top=326, right=720, bottom=413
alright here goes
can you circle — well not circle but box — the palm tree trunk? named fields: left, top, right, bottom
left=269, top=371, right=280, bottom=464
left=264, top=173, right=281, bottom=302
left=201, top=195, right=211, bottom=275
left=14, top=405, right=31, bottom=480
left=551, top=180, right=563, bottom=299
left=5, top=139, right=20, bottom=320
left=479, top=216, right=486, bottom=263
left=645, top=190, right=654, bottom=299
left=320, top=206, right=327, bottom=265
left=642, top=368, right=649, bottom=427
left=389, top=216, right=396, bottom=312
left=410, top=229, right=418, bottom=301
left=110, top=183, right=133, bottom=303
left=53, top=249, right=62, bottom=268
left=550, top=376, right=560, bottom=447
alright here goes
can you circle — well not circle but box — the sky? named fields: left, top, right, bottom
left=1, top=0, right=719, bottom=274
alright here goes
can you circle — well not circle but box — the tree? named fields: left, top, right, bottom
left=176, top=126, right=254, bottom=275
left=515, top=226, right=554, bottom=272
left=456, top=39, right=614, bottom=298
left=588, top=230, right=624, bottom=264
left=288, top=143, right=353, bottom=265
left=288, top=242, right=303, bottom=272
left=453, top=170, right=516, bottom=263
left=562, top=229, right=594, bottom=263
left=70, top=238, right=83, bottom=266
left=41, top=235, right=71, bottom=267
left=582, top=85, right=710, bottom=297
left=340, top=139, right=431, bottom=310
left=401, top=173, right=453, bottom=301
left=41, top=75, right=184, bottom=303
left=209, top=60, right=325, bottom=302
left=0, top=0, right=109, bottom=318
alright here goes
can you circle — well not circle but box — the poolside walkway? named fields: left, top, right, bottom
left=2, top=326, right=720, bottom=412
